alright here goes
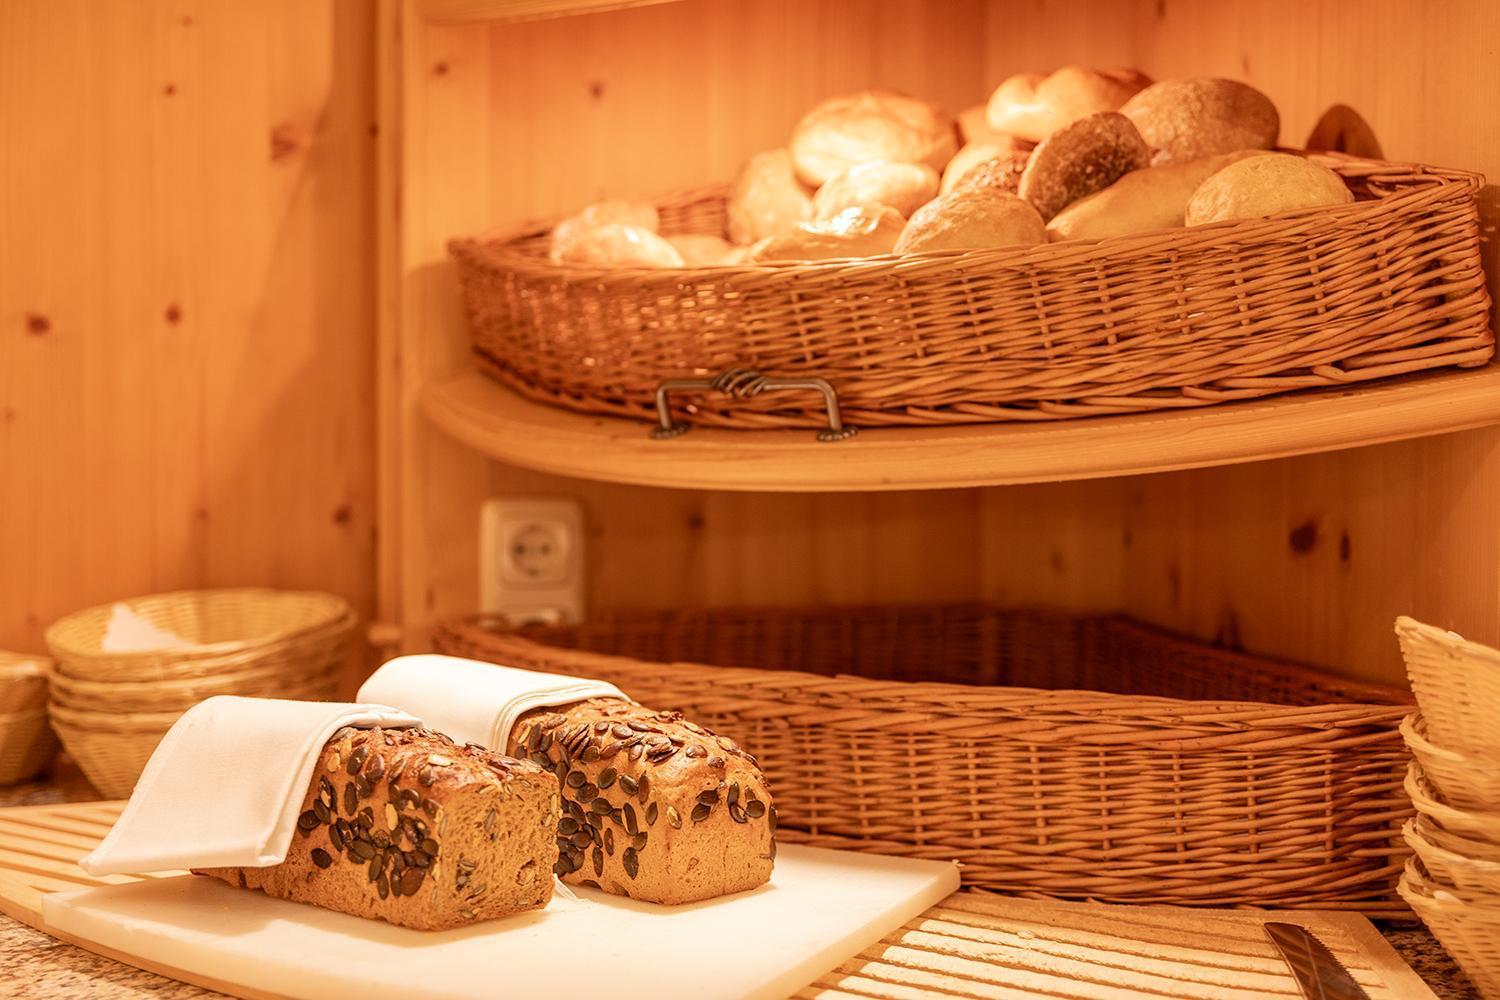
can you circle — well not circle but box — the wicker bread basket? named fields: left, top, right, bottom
left=434, top=604, right=1413, bottom=914
left=1401, top=712, right=1500, bottom=811
left=0, top=653, right=58, bottom=785
left=1400, top=858, right=1500, bottom=997
left=44, top=589, right=352, bottom=797
left=1405, top=819, right=1500, bottom=895
left=451, top=152, right=1491, bottom=430
left=1396, top=616, right=1500, bottom=759
left=1406, top=763, right=1500, bottom=844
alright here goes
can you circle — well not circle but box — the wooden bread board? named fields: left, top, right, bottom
left=0, top=802, right=1437, bottom=1000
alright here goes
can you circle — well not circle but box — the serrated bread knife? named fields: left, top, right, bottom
left=1264, top=921, right=1374, bottom=1000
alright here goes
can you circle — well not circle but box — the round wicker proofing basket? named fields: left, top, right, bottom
left=0, top=653, right=57, bottom=785
left=451, top=152, right=1492, bottom=430
left=44, top=589, right=353, bottom=798
left=433, top=603, right=1414, bottom=915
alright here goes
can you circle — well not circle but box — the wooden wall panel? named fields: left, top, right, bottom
left=0, top=1, right=376, bottom=673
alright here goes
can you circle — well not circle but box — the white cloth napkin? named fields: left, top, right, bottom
left=80, top=696, right=422, bottom=876
left=356, top=654, right=628, bottom=752
left=101, top=603, right=192, bottom=652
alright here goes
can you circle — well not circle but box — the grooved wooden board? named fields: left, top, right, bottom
left=0, top=802, right=1437, bottom=999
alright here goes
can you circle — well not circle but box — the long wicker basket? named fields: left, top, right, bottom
left=450, top=152, right=1491, bottom=430
left=433, top=604, right=1414, bottom=914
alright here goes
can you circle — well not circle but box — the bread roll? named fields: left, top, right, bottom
left=751, top=205, right=905, bottom=262
left=942, top=138, right=1030, bottom=195
left=789, top=90, right=958, bottom=187
left=198, top=727, right=559, bottom=930
left=986, top=66, right=1152, bottom=143
left=895, top=188, right=1045, bottom=254
left=1121, top=78, right=1279, bottom=164
left=813, top=160, right=940, bottom=221
left=727, top=149, right=814, bottom=245
left=1046, top=150, right=1268, bottom=241
left=1184, top=153, right=1353, bottom=226
left=550, top=201, right=659, bottom=262
left=509, top=698, right=775, bottom=905
left=949, top=149, right=1031, bottom=197
left=667, top=233, right=737, bottom=267
left=557, top=224, right=686, bottom=268
left=958, top=103, right=1015, bottom=146
left=1017, top=112, right=1151, bottom=221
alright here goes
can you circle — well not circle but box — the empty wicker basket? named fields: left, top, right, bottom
left=434, top=603, right=1413, bottom=914
left=44, top=589, right=353, bottom=797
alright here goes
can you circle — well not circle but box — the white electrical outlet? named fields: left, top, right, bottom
left=479, top=498, right=585, bottom=624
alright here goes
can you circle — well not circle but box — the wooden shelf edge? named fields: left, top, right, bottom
left=419, top=366, right=1500, bottom=492
left=417, top=0, right=683, bottom=24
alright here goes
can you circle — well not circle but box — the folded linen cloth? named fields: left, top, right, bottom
left=80, top=696, right=421, bottom=876
left=356, top=654, right=627, bottom=753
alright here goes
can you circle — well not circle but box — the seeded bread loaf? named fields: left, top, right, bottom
left=196, top=726, right=560, bottom=930
left=508, top=698, right=776, bottom=905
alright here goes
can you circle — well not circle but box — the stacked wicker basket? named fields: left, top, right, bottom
left=0, top=652, right=58, bottom=785
left=44, top=589, right=354, bottom=798
left=1396, top=616, right=1500, bottom=997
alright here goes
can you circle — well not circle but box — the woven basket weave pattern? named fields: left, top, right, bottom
left=451, top=154, right=1491, bottom=429
left=433, top=604, right=1413, bottom=913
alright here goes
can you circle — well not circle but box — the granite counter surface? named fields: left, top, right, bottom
left=0, top=766, right=1481, bottom=999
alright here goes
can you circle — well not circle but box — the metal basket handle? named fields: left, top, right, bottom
left=651, top=367, right=858, bottom=443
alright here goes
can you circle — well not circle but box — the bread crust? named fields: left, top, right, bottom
left=198, top=727, right=560, bottom=930
left=751, top=205, right=905, bottom=262
left=789, top=90, right=957, bottom=187
left=727, top=149, right=814, bottom=245
left=557, top=224, right=685, bottom=268
left=987, top=66, right=1151, bottom=143
left=1120, top=78, right=1279, bottom=165
left=1184, top=153, right=1353, bottom=226
left=1017, top=111, right=1151, bottom=221
left=510, top=698, right=776, bottom=905
left=813, top=160, right=939, bottom=221
left=895, top=188, right=1045, bottom=254
left=1045, top=150, right=1268, bottom=241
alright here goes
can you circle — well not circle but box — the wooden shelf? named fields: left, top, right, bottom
left=419, top=366, right=1500, bottom=492
left=418, top=0, right=683, bottom=24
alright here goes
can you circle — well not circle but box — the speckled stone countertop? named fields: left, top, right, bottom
left=0, top=763, right=1481, bottom=999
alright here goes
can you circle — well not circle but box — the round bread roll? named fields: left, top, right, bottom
left=950, top=149, right=1031, bottom=198
left=942, top=138, right=1031, bottom=195
left=1046, top=150, right=1269, bottom=241
left=727, top=149, right=814, bottom=245
left=667, top=233, right=737, bottom=267
left=789, top=90, right=958, bottom=187
left=894, top=188, right=1045, bottom=254
left=958, top=103, right=1017, bottom=146
left=813, top=160, right=940, bottom=221
left=1120, top=78, right=1279, bottom=164
left=557, top=223, right=686, bottom=268
left=549, top=200, right=659, bottom=262
left=986, top=66, right=1151, bottom=143
left=1184, top=153, right=1353, bottom=226
left=751, top=205, right=905, bottom=262
left=1017, top=111, right=1151, bottom=221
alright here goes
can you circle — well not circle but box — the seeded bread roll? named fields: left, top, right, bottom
left=1017, top=111, right=1151, bottom=221
left=509, top=698, right=775, bottom=905
left=986, top=66, right=1152, bottom=143
left=789, top=90, right=958, bottom=187
left=1184, top=153, right=1353, bottom=226
left=1120, top=78, right=1279, bottom=165
left=196, top=727, right=559, bottom=930
left=942, top=141, right=1030, bottom=196
left=813, top=160, right=940, bottom=221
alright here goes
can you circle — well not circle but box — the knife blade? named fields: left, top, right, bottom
left=1264, top=921, right=1374, bottom=1000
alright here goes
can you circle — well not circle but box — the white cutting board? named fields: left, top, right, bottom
left=43, top=844, right=959, bottom=1000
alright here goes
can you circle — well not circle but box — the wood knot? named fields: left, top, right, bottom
left=270, top=124, right=302, bottom=162
left=165, top=303, right=182, bottom=325
left=1288, top=519, right=1319, bottom=554
left=24, top=313, right=50, bottom=335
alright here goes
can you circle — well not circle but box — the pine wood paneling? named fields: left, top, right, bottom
left=0, top=1, right=377, bottom=672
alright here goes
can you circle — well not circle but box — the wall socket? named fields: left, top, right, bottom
left=479, top=498, right=585, bottom=624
